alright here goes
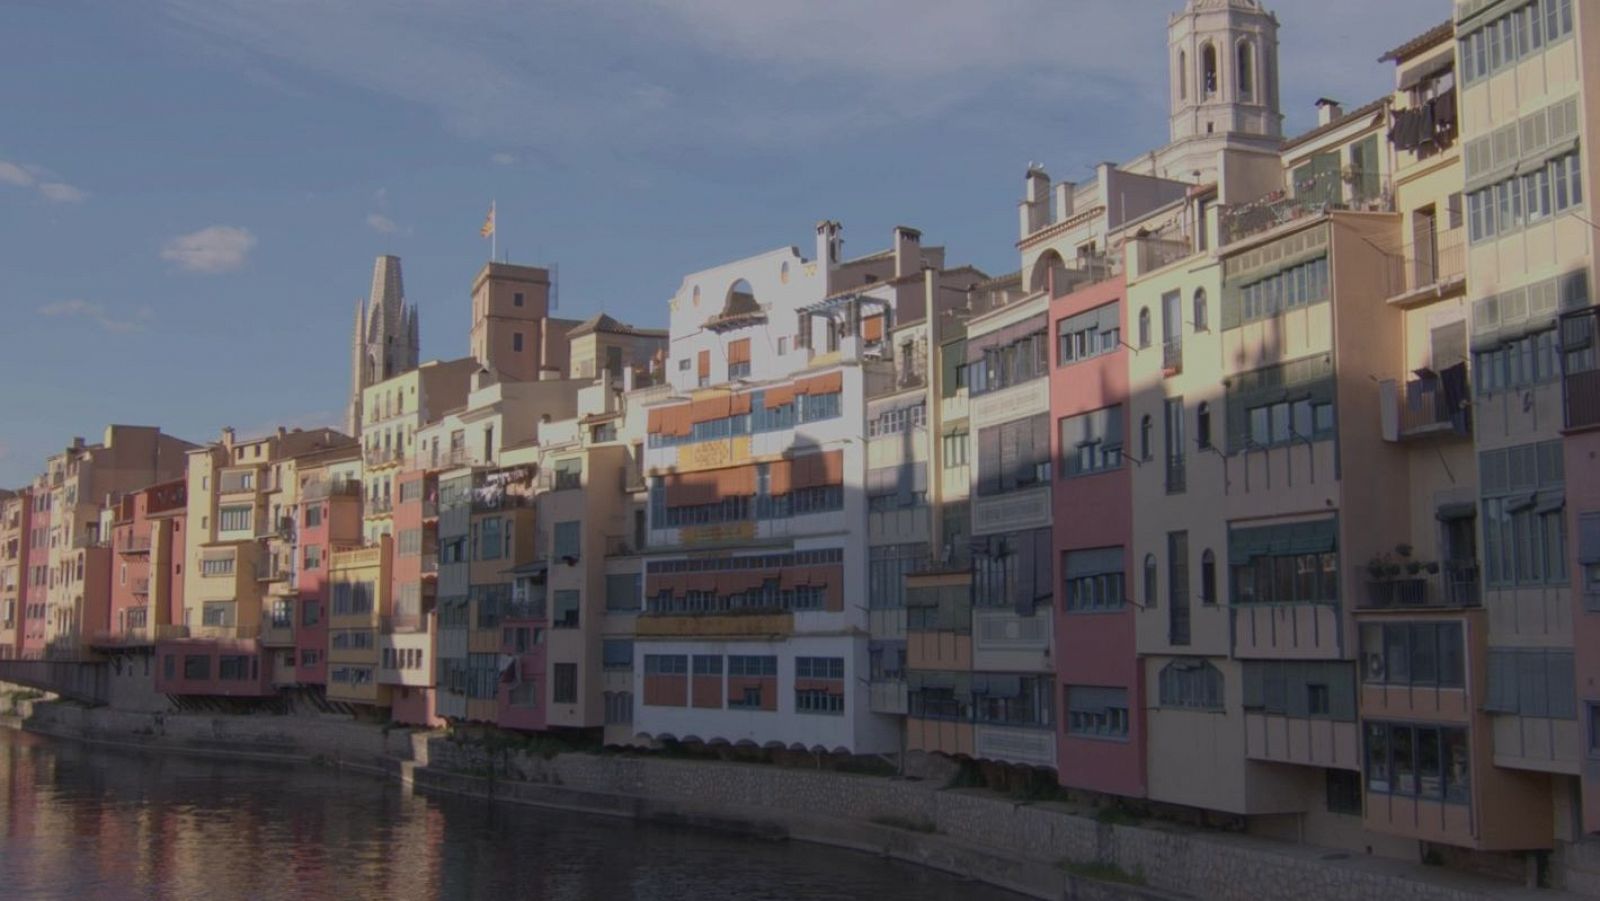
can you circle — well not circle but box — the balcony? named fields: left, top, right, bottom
left=364, top=447, right=405, bottom=468
left=1359, top=561, right=1481, bottom=610
left=1380, top=371, right=1471, bottom=442
left=218, top=470, right=261, bottom=496
left=604, top=534, right=639, bottom=557
left=118, top=536, right=152, bottom=555
left=1385, top=230, right=1466, bottom=304
left=130, top=577, right=150, bottom=596
left=71, top=532, right=107, bottom=550
left=366, top=496, right=393, bottom=516
left=420, top=557, right=438, bottom=577
left=261, top=621, right=295, bottom=647
left=89, top=627, right=152, bottom=649
left=1162, top=336, right=1183, bottom=375
left=422, top=497, right=439, bottom=519
left=381, top=612, right=425, bottom=634
left=302, top=477, right=362, bottom=501
left=1220, top=176, right=1394, bottom=246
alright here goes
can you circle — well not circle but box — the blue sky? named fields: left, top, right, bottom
left=0, top=0, right=1448, bottom=487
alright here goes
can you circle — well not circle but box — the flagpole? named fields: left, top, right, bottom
left=491, top=199, right=497, bottom=263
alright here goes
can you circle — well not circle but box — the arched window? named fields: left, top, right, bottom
left=1178, top=50, right=1187, bottom=100
left=1159, top=659, right=1222, bottom=709
left=1140, top=415, right=1153, bottom=461
left=1196, top=402, right=1212, bottom=449
left=1202, top=43, right=1218, bottom=98
left=1031, top=249, right=1065, bottom=294
left=1138, top=308, right=1152, bottom=348
left=1144, top=553, right=1159, bottom=609
left=1201, top=549, right=1217, bottom=604
left=1237, top=41, right=1254, bottom=102
left=1192, top=289, right=1208, bottom=331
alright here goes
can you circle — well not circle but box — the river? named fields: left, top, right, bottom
left=0, top=728, right=1020, bottom=900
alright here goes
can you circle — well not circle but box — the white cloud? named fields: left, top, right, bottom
left=366, top=212, right=397, bottom=234
left=0, top=158, right=88, bottom=203
left=161, top=225, right=256, bottom=273
left=37, top=299, right=153, bottom=334
left=490, top=151, right=517, bottom=166
left=37, top=182, right=88, bottom=203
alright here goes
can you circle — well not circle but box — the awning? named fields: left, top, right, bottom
left=1398, top=55, right=1452, bottom=91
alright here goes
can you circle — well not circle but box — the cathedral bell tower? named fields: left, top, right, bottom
left=1161, top=0, right=1284, bottom=182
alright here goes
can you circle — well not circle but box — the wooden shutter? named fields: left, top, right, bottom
left=697, top=350, right=710, bottom=378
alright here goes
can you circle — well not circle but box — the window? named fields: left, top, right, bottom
left=1326, top=769, right=1362, bottom=815
left=868, top=543, right=928, bottom=610
left=183, top=655, right=210, bottom=680
left=794, top=656, right=845, bottom=715
left=1474, top=329, right=1561, bottom=395
left=479, top=517, right=502, bottom=560
left=1063, top=547, right=1125, bottom=612
left=1200, top=549, right=1217, bottom=604
left=1469, top=151, right=1582, bottom=243
left=552, top=663, right=577, bottom=703
left=512, top=332, right=524, bottom=352
left=1459, top=0, right=1573, bottom=84
left=331, top=580, right=374, bottom=616
left=218, top=505, right=252, bottom=532
left=1238, top=257, right=1330, bottom=325
left=1138, top=308, right=1151, bottom=348
left=604, top=691, right=633, bottom=725
left=553, top=590, right=580, bottom=628
left=942, top=431, right=969, bottom=468
left=976, top=413, right=1051, bottom=496
left=1201, top=42, right=1217, bottom=96
left=1056, top=301, right=1121, bottom=365
left=1192, top=289, right=1208, bottom=331
left=1229, top=520, right=1339, bottom=605
left=1066, top=686, right=1129, bottom=738
left=728, top=655, right=777, bottom=677
left=303, top=545, right=322, bottom=570
left=1058, top=405, right=1123, bottom=477
left=1485, top=648, right=1576, bottom=718
left=202, top=602, right=234, bottom=627
left=553, top=458, right=582, bottom=490
left=1139, top=415, right=1152, bottom=462
left=553, top=520, right=581, bottom=561
left=1143, top=554, right=1158, bottom=609
left=1365, top=722, right=1469, bottom=803
left=1164, top=398, right=1185, bottom=493
left=972, top=528, right=1052, bottom=612
left=1480, top=441, right=1566, bottom=587
left=602, top=639, right=633, bottom=671
left=605, top=573, right=640, bottom=611
left=219, top=655, right=251, bottom=681
left=305, top=504, right=323, bottom=527
left=1361, top=622, right=1466, bottom=688
left=513, top=291, right=524, bottom=307
left=967, top=318, right=1048, bottom=396
left=301, top=601, right=321, bottom=627
left=1158, top=659, right=1222, bottom=710
left=1236, top=40, right=1253, bottom=101
left=1196, top=402, right=1211, bottom=450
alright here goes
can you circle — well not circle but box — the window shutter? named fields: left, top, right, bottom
left=697, top=350, right=710, bottom=377
left=1517, top=650, right=1548, bottom=717
left=1548, top=651, right=1576, bottom=719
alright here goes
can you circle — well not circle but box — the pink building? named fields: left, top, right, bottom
left=384, top=468, right=439, bottom=726
left=101, top=479, right=186, bottom=649
left=20, top=483, right=51, bottom=660
left=1050, top=270, right=1144, bottom=798
left=498, top=561, right=548, bottom=731
left=294, top=466, right=364, bottom=688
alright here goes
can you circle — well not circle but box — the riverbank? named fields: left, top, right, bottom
left=5, top=700, right=1576, bottom=901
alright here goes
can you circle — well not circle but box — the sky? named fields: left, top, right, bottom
left=0, top=0, right=1450, bottom=487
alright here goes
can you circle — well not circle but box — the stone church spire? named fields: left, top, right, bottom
left=346, top=255, right=420, bottom=436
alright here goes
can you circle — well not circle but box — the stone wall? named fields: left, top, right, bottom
left=424, top=737, right=1546, bottom=901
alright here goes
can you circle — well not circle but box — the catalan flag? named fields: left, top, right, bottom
left=480, top=202, right=495, bottom=238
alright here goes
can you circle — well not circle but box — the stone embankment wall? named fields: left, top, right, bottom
left=6, top=702, right=1567, bottom=901
left=421, top=739, right=1542, bottom=901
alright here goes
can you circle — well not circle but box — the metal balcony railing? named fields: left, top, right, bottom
left=1359, top=560, right=1481, bottom=609
left=1398, top=374, right=1472, bottom=437
left=1162, top=336, right=1183, bottom=373
left=118, top=536, right=152, bottom=554
left=130, top=577, right=150, bottom=595
left=1220, top=175, right=1395, bottom=246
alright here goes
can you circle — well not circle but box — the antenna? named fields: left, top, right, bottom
left=550, top=263, right=560, bottom=312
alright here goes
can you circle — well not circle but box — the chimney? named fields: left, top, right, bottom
left=1054, top=181, right=1075, bottom=223
left=1315, top=98, right=1343, bottom=127
left=892, top=226, right=922, bottom=278
left=221, top=427, right=236, bottom=446
left=815, top=220, right=842, bottom=296
left=1019, top=166, right=1051, bottom=239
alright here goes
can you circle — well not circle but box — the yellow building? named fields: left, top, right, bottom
left=327, top=537, right=392, bottom=709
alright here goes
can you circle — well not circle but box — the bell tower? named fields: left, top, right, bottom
left=1161, top=0, right=1283, bottom=182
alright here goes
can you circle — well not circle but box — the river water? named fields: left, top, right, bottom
left=0, top=728, right=1018, bottom=900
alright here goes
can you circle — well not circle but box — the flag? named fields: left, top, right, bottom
left=480, top=202, right=495, bottom=238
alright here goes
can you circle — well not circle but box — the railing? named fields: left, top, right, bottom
left=1045, top=253, right=1123, bottom=299
left=366, top=497, right=393, bottom=515
left=1130, top=235, right=1192, bottom=274
left=1162, top=336, right=1183, bottom=374
left=1399, top=374, right=1472, bottom=438
left=470, top=491, right=532, bottom=512
left=1359, top=561, right=1481, bottom=609
left=1165, top=455, right=1186, bottom=494
left=130, top=577, right=150, bottom=595
left=604, top=535, right=637, bottom=557
left=1220, top=176, right=1395, bottom=246
left=1392, top=230, right=1466, bottom=298
left=71, top=532, right=106, bottom=550
left=118, top=536, right=152, bottom=554
left=381, top=613, right=425, bottom=633
left=90, top=626, right=152, bottom=647
left=154, top=624, right=191, bottom=640
left=303, top=478, right=362, bottom=501
left=365, top=447, right=404, bottom=467
left=505, top=599, right=546, bottom=621
left=190, top=623, right=261, bottom=641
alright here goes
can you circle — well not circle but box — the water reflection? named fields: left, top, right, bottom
left=0, top=729, right=1014, bottom=900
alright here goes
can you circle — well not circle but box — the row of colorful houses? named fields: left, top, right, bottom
left=6, top=0, right=1600, bottom=883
